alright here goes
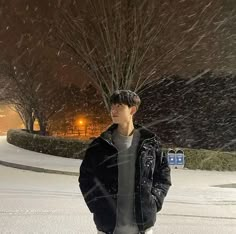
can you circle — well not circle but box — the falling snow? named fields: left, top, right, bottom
left=0, top=0, right=235, bottom=150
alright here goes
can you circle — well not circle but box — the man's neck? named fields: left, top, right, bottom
left=117, top=121, right=135, bottom=136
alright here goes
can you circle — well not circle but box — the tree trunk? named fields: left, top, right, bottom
left=15, top=106, right=35, bottom=133
left=27, top=116, right=34, bottom=133
left=37, top=117, right=48, bottom=136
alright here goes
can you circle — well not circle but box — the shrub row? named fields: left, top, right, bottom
left=7, top=129, right=89, bottom=159
left=180, top=148, right=236, bottom=171
left=7, top=129, right=236, bottom=171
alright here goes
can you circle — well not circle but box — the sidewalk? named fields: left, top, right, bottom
left=0, top=136, right=81, bottom=176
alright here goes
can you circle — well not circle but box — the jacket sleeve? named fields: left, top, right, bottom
left=78, top=140, right=99, bottom=213
left=151, top=142, right=171, bottom=212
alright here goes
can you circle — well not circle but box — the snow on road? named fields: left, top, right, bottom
left=0, top=136, right=82, bottom=173
left=0, top=136, right=236, bottom=233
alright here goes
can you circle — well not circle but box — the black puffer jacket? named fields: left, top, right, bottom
left=79, top=123, right=171, bottom=233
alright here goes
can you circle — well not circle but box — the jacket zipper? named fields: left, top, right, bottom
left=138, top=139, right=147, bottom=231
left=136, top=136, right=155, bottom=231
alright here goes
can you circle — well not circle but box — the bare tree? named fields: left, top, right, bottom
left=54, top=0, right=222, bottom=110
left=0, top=55, right=65, bottom=135
left=0, top=1, right=66, bottom=135
left=32, top=72, right=66, bottom=136
left=0, top=59, right=36, bottom=132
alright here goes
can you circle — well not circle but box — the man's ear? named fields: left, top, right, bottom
left=130, top=106, right=137, bottom=115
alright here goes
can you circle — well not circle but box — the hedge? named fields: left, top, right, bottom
left=163, top=147, right=236, bottom=171
left=7, top=129, right=236, bottom=170
left=7, top=129, right=89, bottom=159
left=183, top=148, right=236, bottom=171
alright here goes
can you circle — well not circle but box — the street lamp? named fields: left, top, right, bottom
left=75, top=118, right=88, bottom=136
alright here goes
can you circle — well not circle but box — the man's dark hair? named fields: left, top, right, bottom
left=109, top=90, right=141, bottom=110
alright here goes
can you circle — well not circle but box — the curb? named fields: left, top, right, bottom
left=0, top=160, right=79, bottom=176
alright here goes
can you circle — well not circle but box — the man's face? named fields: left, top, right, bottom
left=110, top=104, right=136, bottom=124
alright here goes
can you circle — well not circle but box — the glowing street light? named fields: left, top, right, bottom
left=75, top=118, right=86, bottom=127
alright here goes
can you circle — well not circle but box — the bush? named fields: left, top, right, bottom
left=7, top=129, right=90, bottom=159
left=179, top=148, right=236, bottom=171
left=6, top=129, right=236, bottom=170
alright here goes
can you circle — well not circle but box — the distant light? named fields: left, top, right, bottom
left=75, top=118, right=86, bottom=127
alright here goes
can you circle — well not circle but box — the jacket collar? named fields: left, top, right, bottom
left=100, top=122, right=157, bottom=145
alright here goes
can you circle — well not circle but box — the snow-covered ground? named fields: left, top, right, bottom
left=0, top=136, right=236, bottom=233
left=0, top=136, right=82, bottom=173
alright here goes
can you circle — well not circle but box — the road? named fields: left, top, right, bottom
left=0, top=165, right=236, bottom=234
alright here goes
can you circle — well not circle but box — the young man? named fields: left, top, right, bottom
left=79, top=90, right=171, bottom=234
